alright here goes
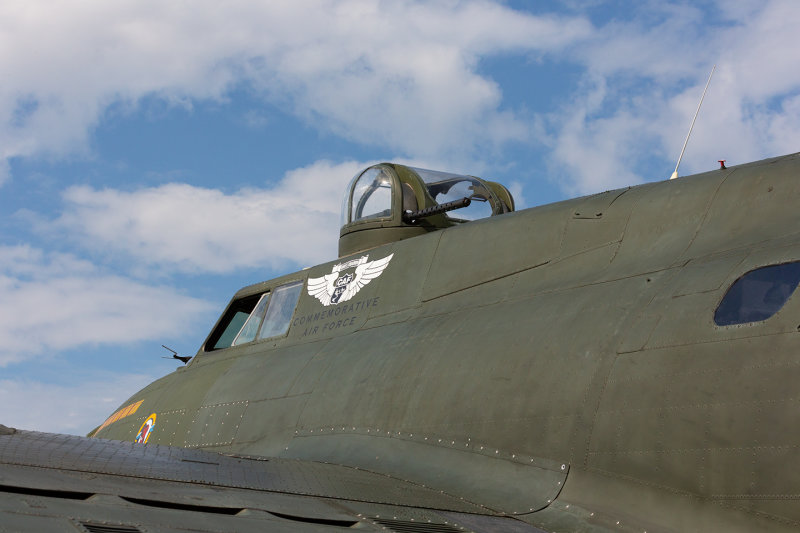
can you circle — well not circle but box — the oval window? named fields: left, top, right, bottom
left=714, top=262, right=800, bottom=326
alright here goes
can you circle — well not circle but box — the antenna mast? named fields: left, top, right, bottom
left=670, top=64, right=715, bottom=180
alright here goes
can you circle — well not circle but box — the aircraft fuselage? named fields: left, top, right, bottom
left=94, top=153, right=800, bottom=531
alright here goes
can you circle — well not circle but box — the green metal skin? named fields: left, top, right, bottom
left=92, top=153, right=800, bottom=531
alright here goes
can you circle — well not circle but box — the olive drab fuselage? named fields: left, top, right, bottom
left=93, top=154, right=800, bottom=532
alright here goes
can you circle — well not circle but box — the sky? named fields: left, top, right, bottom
left=2, top=0, right=799, bottom=436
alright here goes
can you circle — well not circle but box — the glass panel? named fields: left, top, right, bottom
left=351, top=167, right=393, bottom=222
left=259, top=281, right=303, bottom=339
left=232, top=292, right=270, bottom=345
left=714, top=262, right=800, bottom=326
left=411, top=167, right=465, bottom=185
left=207, top=293, right=262, bottom=351
left=410, top=167, right=494, bottom=221
left=341, top=170, right=358, bottom=227
left=428, top=178, right=493, bottom=221
left=212, top=311, right=250, bottom=350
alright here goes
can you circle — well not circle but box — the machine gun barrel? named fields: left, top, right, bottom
left=402, top=197, right=471, bottom=223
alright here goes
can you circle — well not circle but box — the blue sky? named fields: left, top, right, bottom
left=2, top=0, right=799, bottom=435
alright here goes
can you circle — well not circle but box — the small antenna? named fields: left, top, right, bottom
left=161, top=344, right=191, bottom=364
left=670, top=64, right=716, bottom=180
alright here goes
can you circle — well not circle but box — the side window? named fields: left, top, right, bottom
left=426, top=178, right=494, bottom=221
left=233, top=292, right=270, bottom=346
left=259, top=281, right=303, bottom=339
left=714, top=262, right=800, bottom=326
left=206, top=294, right=262, bottom=350
left=206, top=280, right=304, bottom=351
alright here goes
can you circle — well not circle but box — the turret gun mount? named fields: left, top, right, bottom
left=339, top=164, right=514, bottom=257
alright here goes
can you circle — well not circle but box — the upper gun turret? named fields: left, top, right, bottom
left=339, top=163, right=514, bottom=257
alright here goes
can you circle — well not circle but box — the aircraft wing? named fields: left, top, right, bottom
left=0, top=425, right=545, bottom=533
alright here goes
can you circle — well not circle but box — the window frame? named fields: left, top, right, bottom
left=203, top=279, right=304, bottom=352
left=204, top=293, right=263, bottom=351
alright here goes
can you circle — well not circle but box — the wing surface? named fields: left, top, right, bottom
left=0, top=425, right=545, bottom=532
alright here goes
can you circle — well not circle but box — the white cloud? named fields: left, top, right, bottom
left=554, top=0, right=800, bottom=193
left=3, top=0, right=798, bottom=198
left=0, top=245, right=213, bottom=366
left=0, top=373, right=156, bottom=435
left=543, top=75, right=654, bottom=195
left=545, top=0, right=800, bottom=194
left=49, top=160, right=366, bottom=273
left=0, top=0, right=592, bottom=179
left=251, top=2, right=591, bottom=158
left=0, top=159, right=8, bottom=187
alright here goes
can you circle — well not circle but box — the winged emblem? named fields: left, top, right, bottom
left=307, top=253, right=394, bottom=306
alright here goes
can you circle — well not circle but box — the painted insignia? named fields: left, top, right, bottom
left=134, top=413, right=157, bottom=444
left=307, top=253, right=394, bottom=306
left=96, top=399, right=143, bottom=433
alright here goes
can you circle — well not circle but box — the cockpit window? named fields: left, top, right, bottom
left=206, top=280, right=303, bottom=351
left=233, top=292, right=270, bottom=346
left=714, top=262, right=800, bottom=326
left=206, top=294, right=261, bottom=350
left=350, top=167, right=393, bottom=222
left=259, top=281, right=303, bottom=339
